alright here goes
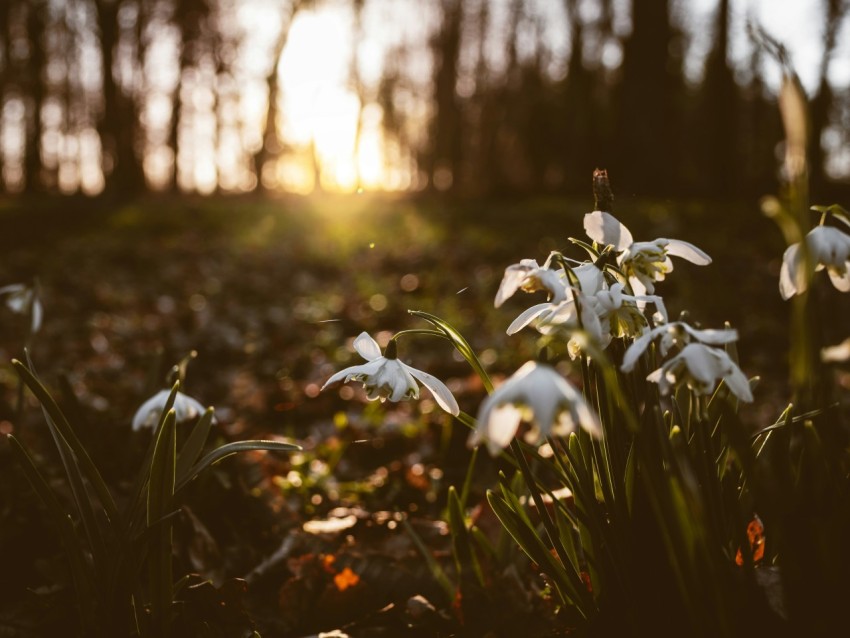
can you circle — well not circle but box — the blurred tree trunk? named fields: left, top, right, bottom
left=168, top=0, right=215, bottom=193
left=697, top=0, right=739, bottom=196
left=809, top=0, right=847, bottom=195
left=24, top=0, right=46, bottom=194
left=741, top=46, right=780, bottom=195
left=0, top=0, right=13, bottom=193
left=94, top=0, right=144, bottom=198
left=253, top=0, right=304, bottom=193
left=561, top=0, right=595, bottom=192
left=615, top=0, right=684, bottom=195
left=428, top=0, right=463, bottom=193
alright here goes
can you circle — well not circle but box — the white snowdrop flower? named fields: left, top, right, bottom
left=646, top=343, right=753, bottom=402
left=506, top=291, right=605, bottom=347
left=0, top=284, right=42, bottom=333
left=779, top=225, right=850, bottom=299
left=583, top=211, right=711, bottom=296
left=321, top=332, right=459, bottom=416
left=132, top=389, right=207, bottom=431
left=593, top=283, right=668, bottom=342
left=469, top=361, right=601, bottom=455
left=494, top=259, right=568, bottom=307
left=621, top=321, right=739, bottom=373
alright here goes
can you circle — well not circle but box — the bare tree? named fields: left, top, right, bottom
left=427, top=0, right=463, bottom=192
left=252, top=0, right=306, bottom=193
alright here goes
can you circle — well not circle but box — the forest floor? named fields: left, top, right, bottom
left=0, top=192, right=840, bottom=637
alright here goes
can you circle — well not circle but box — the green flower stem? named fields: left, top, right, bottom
left=407, top=310, right=494, bottom=393
left=508, top=438, right=573, bottom=583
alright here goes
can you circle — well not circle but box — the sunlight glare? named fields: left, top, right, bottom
left=274, top=4, right=401, bottom=193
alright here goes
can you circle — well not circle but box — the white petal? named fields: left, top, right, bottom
left=494, top=263, right=531, bottom=307
left=583, top=211, right=633, bottom=251
left=621, top=329, right=655, bottom=372
left=374, top=360, right=417, bottom=401
left=569, top=397, right=602, bottom=438
left=0, top=284, right=25, bottom=295
left=779, top=243, right=805, bottom=299
left=682, top=324, right=739, bottom=346
left=31, top=298, right=43, bottom=333
left=827, top=265, right=850, bottom=292
left=321, top=359, right=383, bottom=391
left=174, top=393, right=206, bottom=421
left=681, top=345, right=725, bottom=388
left=507, top=303, right=550, bottom=335
left=822, top=338, right=850, bottom=362
left=724, top=365, right=754, bottom=403
left=132, top=389, right=204, bottom=431
left=628, top=275, right=649, bottom=298
left=471, top=403, right=523, bottom=456
left=132, top=390, right=171, bottom=431
left=665, top=239, right=711, bottom=265
left=353, top=332, right=382, bottom=361
left=574, top=263, right=605, bottom=295
left=646, top=366, right=671, bottom=394
left=406, top=364, right=460, bottom=415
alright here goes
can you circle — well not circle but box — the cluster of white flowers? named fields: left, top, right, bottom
left=497, top=211, right=751, bottom=400
left=319, top=206, right=759, bottom=456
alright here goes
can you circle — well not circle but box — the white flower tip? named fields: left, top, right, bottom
left=353, top=332, right=382, bottom=361
left=665, top=240, right=712, bottom=266
left=822, top=338, right=850, bottom=363
left=584, top=210, right=633, bottom=251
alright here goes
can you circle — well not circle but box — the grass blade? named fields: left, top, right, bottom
left=147, top=409, right=177, bottom=638
left=175, top=406, right=215, bottom=484
left=174, top=440, right=301, bottom=492
left=13, top=358, right=118, bottom=522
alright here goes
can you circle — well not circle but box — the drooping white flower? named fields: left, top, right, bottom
left=321, top=332, right=459, bottom=416
left=593, top=283, right=668, bottom=342
left=132, top=389, right=207, bottom=431
left=505, top=262, right=606, bottom=338
left=583, top=211, right=711, bottom=295
left=469, top=361, right=601, bottom=455
left=646, top=343, right=753, bottom=402
left=0, top=283, right=42, bottom=333
left=507, top=291, right=605, bottom=345
left=779, top=225, right=850, bottom=299
left=621, top=321, right=739, bottom=373
left=495, top=259, right=568, bottom=307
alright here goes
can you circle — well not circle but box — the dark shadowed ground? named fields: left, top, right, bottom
left=1, top=193, right=846, bottom=636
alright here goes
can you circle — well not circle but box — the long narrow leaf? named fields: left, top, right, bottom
left=147, top=409, right=177, bottom=638
left=125, top=383, right=181, bottom=534
left=402, top=517, right=455, bottom=601
left=13, top=358, right=119, bottom=522
left=447, top=486, right=485, bottom=588
left=175, top=406, right=215, bottom=484
left=174, top=440, right=301, bottom=492
left=408, top=310, right=494, bottom=393
left=7, top=435, right=99, bottom=630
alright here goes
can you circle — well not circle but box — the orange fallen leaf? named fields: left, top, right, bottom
left=333, top=567, right=360, bottom=591
left=735, top=516, right=765, bottom=566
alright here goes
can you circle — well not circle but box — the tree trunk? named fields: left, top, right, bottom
left=95, top=0, right=143, bottom=198
left=24, top=0, right=46, bottom=194
left=253, top=0, right=304, bottom=193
